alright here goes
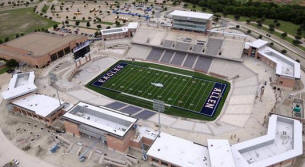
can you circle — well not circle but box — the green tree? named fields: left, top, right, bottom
left=86, top=21, right=90, bottom=27
left=234, top=15, right=240, bottom=21
left=6, top=59, right=19, bottom=68
left=53, top=24, right=58, bottom=30
left=281, top=32, right=287, bottom=38
left=269, top=24, right=274, bottom=32
left=295, top=35, right=301, bottom=40
left=293, top=39, right=301, bottom=45
left=115, top=21, right=120, bottom=27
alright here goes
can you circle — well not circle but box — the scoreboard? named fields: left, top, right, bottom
left=73, top=41, right=90, bottom=60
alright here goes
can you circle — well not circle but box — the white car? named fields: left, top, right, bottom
left=12, top=159, right=20, bottom=165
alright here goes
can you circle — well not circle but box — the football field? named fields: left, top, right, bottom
left=88, top=61, right=230, bottom=120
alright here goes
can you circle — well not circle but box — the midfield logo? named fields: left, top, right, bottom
left=151, top=82, right=164, bottom=88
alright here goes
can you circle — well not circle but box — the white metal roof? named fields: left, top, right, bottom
left=2, top=72, right=37, bottom=100
left=231, top=115, right=303, bottom=167
left=147, top=132, right=210, bottom=167
left=248, top=39, right=268, bottom=49
left=128, top=22, right=139, bottom=29
left=208, top=139, right=236, bottom=167
left=11, top=94, right=62, bottom=117
left=258, top=46, right=300, bottom=79
left=133, top=126, right=158, bottom=142
left=169, top=10, right=213, bottom=20
left=244, top=42, right=250, bottom=50
left=63, top=102, right=137, bottom=137
left=101, top=27, right=128, bottom=36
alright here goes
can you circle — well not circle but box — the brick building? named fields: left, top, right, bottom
left=10, top=94, right=65, bottom=126
left=0, top=32, right=87, bottom=68
left=101, top=22, right=138, bottom=40
left=245, top=39, right=300, bottom=88
left=146, top=115, right=303, bottom=167
left=62, top=102, right=139, bottom=153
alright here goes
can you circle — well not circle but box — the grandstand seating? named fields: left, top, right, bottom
left=147, top=48, right=164, bottom=61
left=170, top=52, right=186, bottom=66
left=175, top=42, right=191, bottom=51
left=160, top=50, right=174, bottom=63
left=192, top=44, right=204, bottom=53
left=163, top=40, right=174, bottom=48
left=206, top=38, right=223, bottom=56
left=183, top=54, right=197, bottom=68
left=194, top=56, right=212, bottom=72
left=146, top=46, right=213, bottom=72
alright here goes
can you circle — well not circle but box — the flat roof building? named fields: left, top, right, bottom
left=2, top=71, right=37, bottom=100
left=147, top=132, right=210, bottom=167
left=10, top=94, right=65, bottom=126
left=168, top=10, right=213, bottom=32
left=245, top=39, right=300, bottom=88
left=62, top=102, right=138, bottom=152
left=232, top=114, right=303, bottom=167
left=101, top=22, right=138, bottom=40
left=208, top=139, right=236, bottom=167
left=146, top=115, right=302, bottom=167
left=0, top=32, right=87, bottom=68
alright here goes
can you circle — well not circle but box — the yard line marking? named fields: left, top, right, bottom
left=194, top=82, right=215, bottom=111
left=172, top=78, right=192, bottom=105
left=183, top=80, right=204, bottom=111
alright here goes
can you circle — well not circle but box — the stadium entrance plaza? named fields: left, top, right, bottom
left=0, top=35, right=304, bottom=166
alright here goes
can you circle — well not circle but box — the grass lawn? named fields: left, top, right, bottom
left=0, top=67, right=8, bottom=74
left=262, top=19, right=304, bottom=38
left=0, top=7, right=57, bottom=41
left=250, top=23, right=305, bottom=52
left=226, top=15, right=250, bottom=22
left=96, top=21, right=114, bottom=25
left=87, top=61, right=230, bottom=121
left=224, top=13, right=304, bottom=38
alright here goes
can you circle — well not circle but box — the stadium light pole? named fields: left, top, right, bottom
left=49, top=72, right=61, bottom=106
left=153, top=99, right=165, bottom=137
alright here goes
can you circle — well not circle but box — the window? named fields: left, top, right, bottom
left=152, top=158, right=159, bottom=163
left=161, top=161, right=168, bottom=166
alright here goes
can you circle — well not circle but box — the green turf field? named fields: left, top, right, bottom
left=87, top=61, right=230, bottom=120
